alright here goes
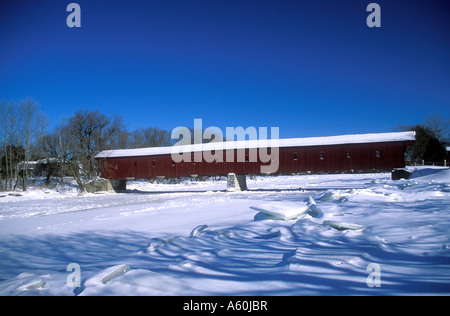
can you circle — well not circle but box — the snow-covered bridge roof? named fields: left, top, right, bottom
left=95, top=131, right=416, bottom=159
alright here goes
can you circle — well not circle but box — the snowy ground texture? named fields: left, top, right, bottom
left=0, top=167, right=449, bottom=296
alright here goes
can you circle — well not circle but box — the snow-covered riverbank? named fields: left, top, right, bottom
left=1, top=168, right=449, bottom=295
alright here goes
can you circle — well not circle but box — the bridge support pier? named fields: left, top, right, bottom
left=227, top=173, right=247, bottom=191
left=83, top=179, right=126, bottom=193
left=110, top=179, right=127, bottom=191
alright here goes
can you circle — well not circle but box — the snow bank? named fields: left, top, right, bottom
left=407, top=166, right=450, bottom=182
left=0, top=172, right=449, bottom=296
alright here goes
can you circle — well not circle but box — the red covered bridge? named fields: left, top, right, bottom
left=95, top=131, right=415, bottom=190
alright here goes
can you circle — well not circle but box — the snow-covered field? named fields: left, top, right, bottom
left=0, top=168, right=449, bottom=296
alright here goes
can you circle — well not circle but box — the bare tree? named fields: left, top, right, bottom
left=59, top=124, right=86, bottom=190
left=37, top=131, right=62, bottom=185
left=15, top=99, right=48, bottom=190
left=66, top=110, right=110, bottom=179
left=130, top=127, right=173, bottom=148
left=0, top=99, right=48, bottom=191
left=424, top=113, right=449, bottom=145
left=35, top=110, right=128, bottom=192
left=52, top=110, right=127, bottom=191
left=0, top=100, right=17, bottom=190
left=104, top=115, right=130, bottom=150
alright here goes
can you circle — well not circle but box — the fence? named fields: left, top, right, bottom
left=416, top=160, right=448, bottom=167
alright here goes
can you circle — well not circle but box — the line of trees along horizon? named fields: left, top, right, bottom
left=0, top=99, right=173, bottom=192
left=1, top=98, right=449, bottom=192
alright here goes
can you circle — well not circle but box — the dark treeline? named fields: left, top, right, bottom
left=395, top=113, right=449, bottom=166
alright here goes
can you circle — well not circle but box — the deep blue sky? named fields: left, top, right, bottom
left=1, top=0, right=449, bottom=138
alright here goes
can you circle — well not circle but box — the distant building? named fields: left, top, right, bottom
left=15, top=161, right=39, bottom=177
left=16, top=158, right=77, bottom=178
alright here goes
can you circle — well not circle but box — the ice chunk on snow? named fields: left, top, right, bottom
left=145, top=237, right=177, bottom=253
left=85, top=264, right=131, bottom=286
left=306, top=196, right=323, bottom=218
left=81, top=269, right=189, bottom=296
left=267, top=227, right=295, bottom=241
left=0, top=273, right=51, bottom=295
left=322, top=220, right=364, bottom=231
left=318, top=190, right=351, bottom=202
left=251, top=199, right=323, bottom=221
left=214, top=229, right=233, bottom=238
left=190, top=224, right=210, bottom=237
left=146, top=241, right=164, bottom=253
left=250, top=202, right=309, bottom=220
left=17, top=278, right=48, bottom=292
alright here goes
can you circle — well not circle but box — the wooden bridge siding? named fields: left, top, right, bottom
left=98, top=141, right=411, bottom=179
